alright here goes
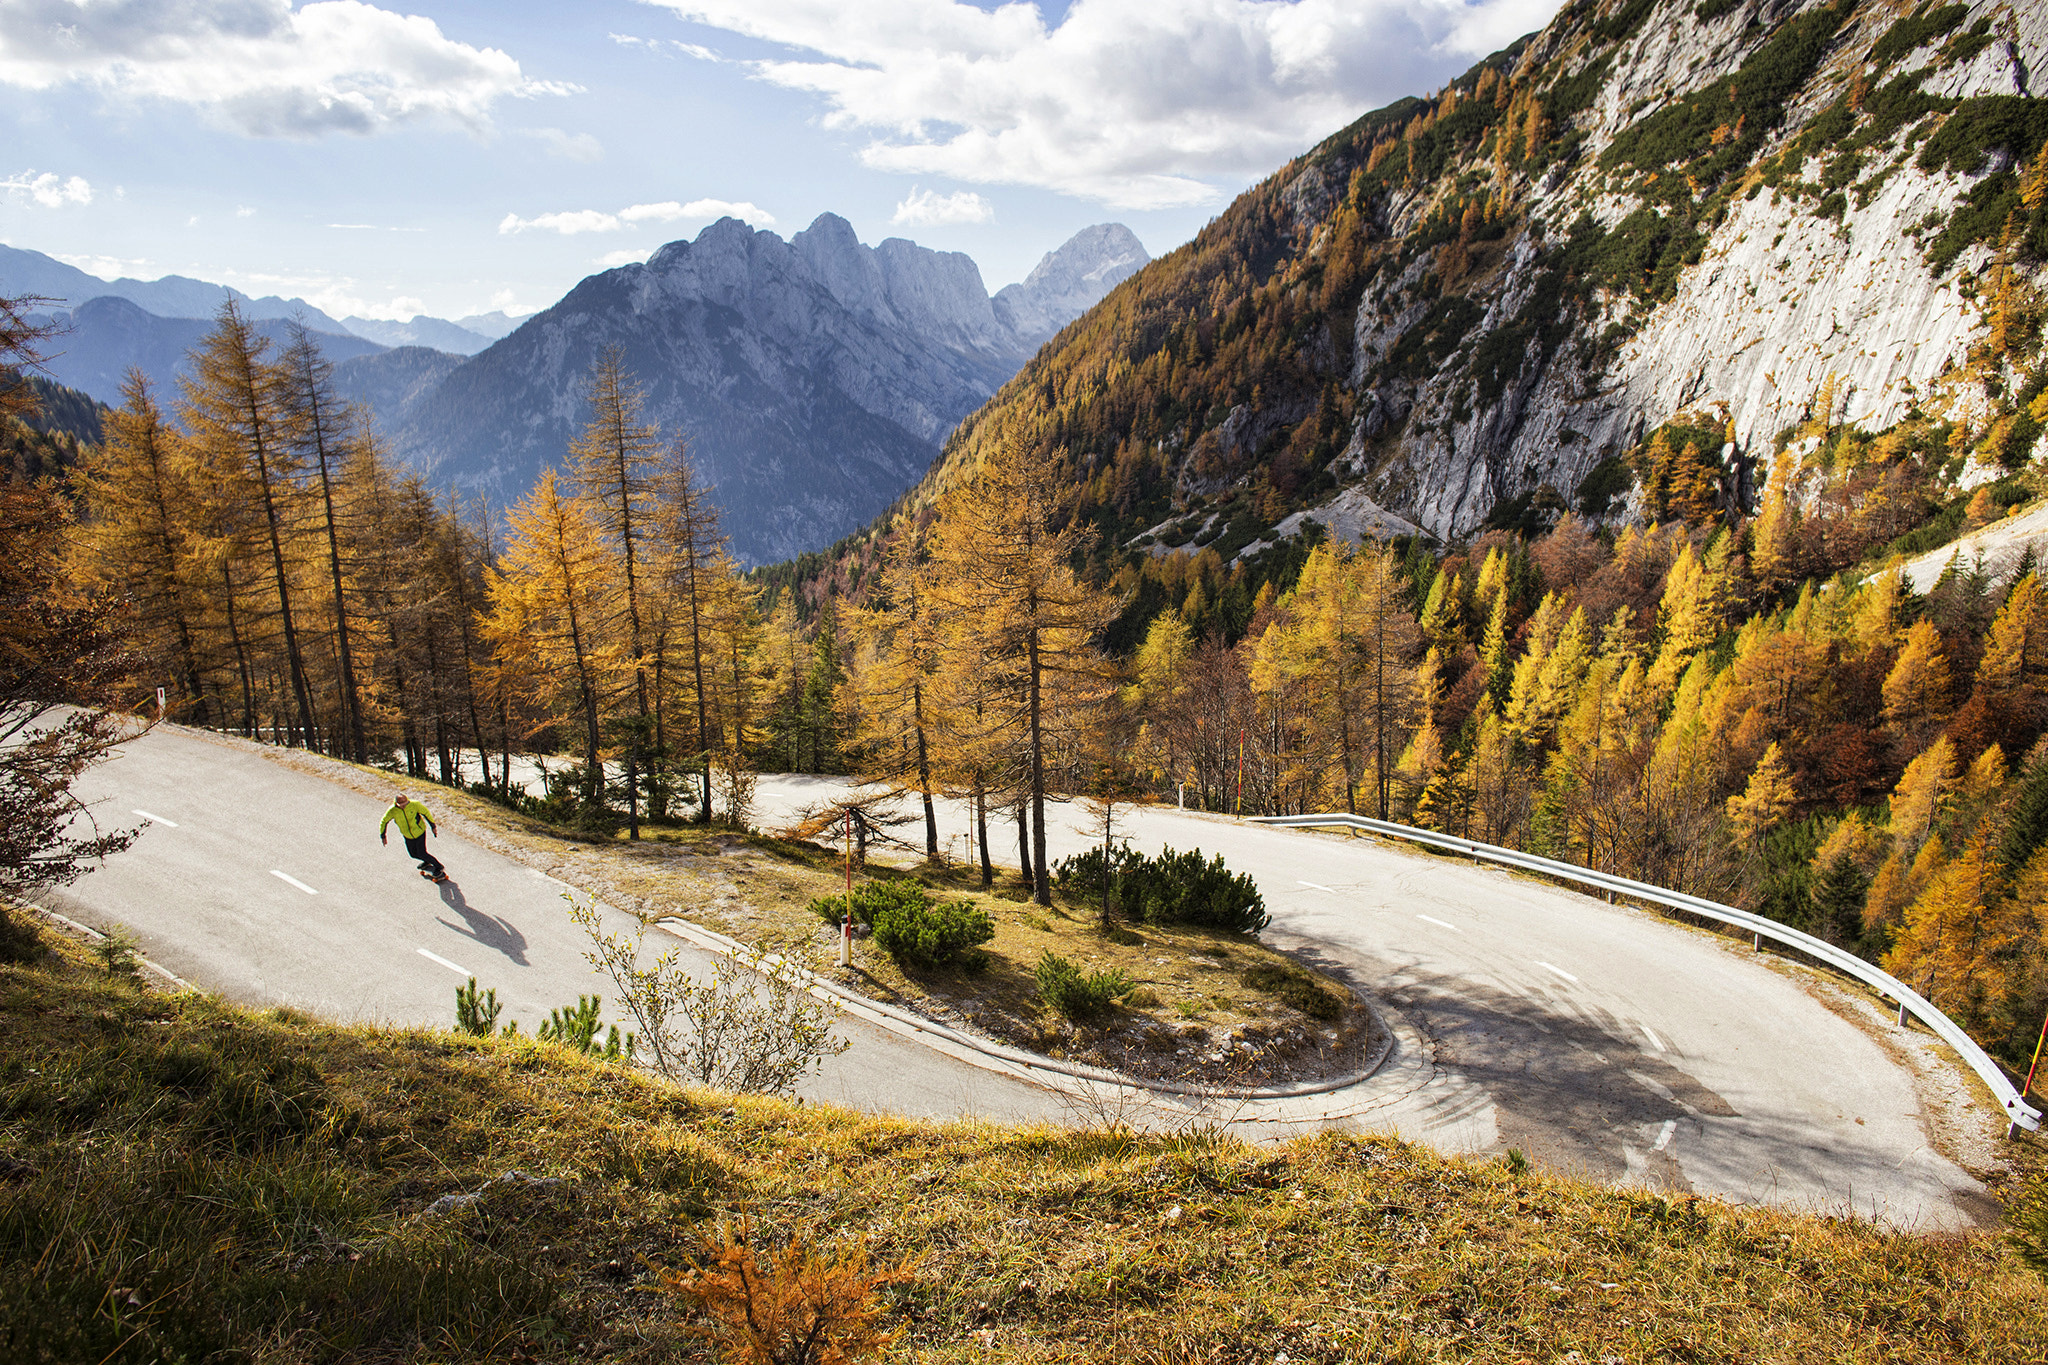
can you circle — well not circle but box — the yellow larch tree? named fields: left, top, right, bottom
left=928, top=439, right=1117, bottom=906
left=482, top=470, right=623, bottom=809
left=849, top=519, right=948, bottom=859
left=67, top=370, right=208, bottom=721
left=569, top=347, right=664, bottom=836
left=1727, top=740, right=1797, bottom=854
left=1881, top=618, right=1953, bottom=740
left=1886, top=837, right=2031, bottom=1032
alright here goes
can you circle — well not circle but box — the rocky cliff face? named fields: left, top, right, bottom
left=1338, top=0, right=2047, bottom=540
left=391, top=214, right=1146, bottom=563
left=907, top=0, right=2046, bottom=564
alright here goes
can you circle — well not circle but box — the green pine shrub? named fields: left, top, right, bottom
left=808, top=878, right=931, bottom=930
left=1034, top=951, right=1135, bottom=1019
left=1054, top=845, right=1269, bottom=934
left=870, top=899, right=995, bottom=971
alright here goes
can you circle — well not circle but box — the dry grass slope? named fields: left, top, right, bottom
left=5, top=921, right=2048, bottom=1363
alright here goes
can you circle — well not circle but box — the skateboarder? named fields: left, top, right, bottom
left=380, top=791, right=447, bottom=881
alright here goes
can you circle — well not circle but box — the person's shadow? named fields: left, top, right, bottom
left=435, top=881, right=531, bottom=966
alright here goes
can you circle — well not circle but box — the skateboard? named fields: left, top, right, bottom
left=419, top=869, right=449, bottom=884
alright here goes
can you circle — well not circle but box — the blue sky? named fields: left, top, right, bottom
left=0, top=0, right=1560, bottom=323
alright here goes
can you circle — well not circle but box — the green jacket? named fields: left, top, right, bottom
left=380, top=800, right=436, bottom=840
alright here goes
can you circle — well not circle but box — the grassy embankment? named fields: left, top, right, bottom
left=6, top=922, right=2048, bottom=1363
left=261, top=743, right=1364, bottom=1084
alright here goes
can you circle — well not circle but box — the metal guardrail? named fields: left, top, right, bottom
left=1250, top=811, right=2043, bottom=1132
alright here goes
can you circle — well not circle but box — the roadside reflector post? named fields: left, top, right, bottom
left=1896, top=998, right=1909, bottom=1028
left=1753, top=931, right=1762, bottom=952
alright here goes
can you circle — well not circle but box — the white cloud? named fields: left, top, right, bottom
left=594, top=247, right=653, bottom=267
left=0, top=0, right=575, bottom=137
left=499, top=198, right=774, bottom=234
left=204, top=262, right=425, bottom=321
left=498, top=208, right=620, bottom=235
left=235, top=205, right=256, bottom=217
left=2, top=170, right=92, bottom=207
left=609, top=32, right=721, bottom=61
left=527, top=127, right=605, bottom=162
left=642, top=0, right=1562, bottom=208
left=55, top=251, right=148, bottom=278
left=892, top=185, right=993, bottom=225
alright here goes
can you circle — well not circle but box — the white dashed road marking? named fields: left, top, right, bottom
left=1296, top=880, right=1337, bottom=894
left=417, top=948, right=471, bottom=976
left=1417, top=914, right=1461, bottom=932
left=133, top=809, right=177, bottom=826
left=270, top=870, right=319, bottom=895
left=1537, top=960, right=1579, bottom=983
left=1653, top=1120, right=1678, bottom=1152
left=1641, top=1023, right=1666, bottom=1053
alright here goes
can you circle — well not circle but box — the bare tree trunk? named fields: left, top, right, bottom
left=975, top=781, right=993, bottom=887
left=912, top=680, right=937, bottom=860
left=1015, top=802, right=1030, bottom=885
left=1027, top=628, right=1050, bottom=906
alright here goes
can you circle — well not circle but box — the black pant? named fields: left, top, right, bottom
left=403, top=833, right=445, bottom=877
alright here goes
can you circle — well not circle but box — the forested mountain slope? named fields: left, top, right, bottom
left=863, top=0, right=2043, bottom=572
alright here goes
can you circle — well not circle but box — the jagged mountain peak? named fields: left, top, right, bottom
left=995, top=223, right=1151, bottom=349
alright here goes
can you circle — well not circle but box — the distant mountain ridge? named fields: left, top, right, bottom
left=24, top=296, right=386, bottom=407
left=4, top=218, right=1147, bottom=562
left=340, top=315, right=496, bottom=355
left=387, top=214, right=1148, bottom=563
left=0, top=243, right=352, bottom=334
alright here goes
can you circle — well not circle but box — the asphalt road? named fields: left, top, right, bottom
left=751, top=775, right=1995, bottom=1228
left=39, top=730, right=1992, bottom=1227
left=38, top=726, right=1069, bottom=1127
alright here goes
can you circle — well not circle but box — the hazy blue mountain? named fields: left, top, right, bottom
left=341, top=315, right=495, bottom=355
left=29, top=296, right=385, bottom=407
left=453, top=310, right=533, bottom=341
left=331, top=346, right=466, bottom=432
left=0, top=243, right=351, bottom=331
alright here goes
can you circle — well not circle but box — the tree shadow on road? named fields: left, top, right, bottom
left=435, top=881, right=531, bottom=966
